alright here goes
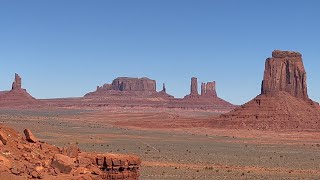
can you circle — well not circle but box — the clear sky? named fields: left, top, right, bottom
left=0, top=0, right=319, bottom=105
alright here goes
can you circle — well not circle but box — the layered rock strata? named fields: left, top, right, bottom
left=215, top=50, right=320, bottom=130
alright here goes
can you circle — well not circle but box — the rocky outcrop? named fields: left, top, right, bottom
left=205, top=82, right=217, bottom=97
left=0, top=124, right=141, bottom=179
left=85, top=77, right=174, bottom=100
left=215, top=50, right=320, bottom=130
left=0, top=73, right=37, bottom=106
left=201, top=83, right=206, bottom=96
left=24, top=129, right=38, bottom=143
left=12, top=73, right=22, bottom=90
left=162, top=83, right=166, bottom=93
left=184, top=78, right=218, bottom=99
left=182, top=78, right=234, bottom=110
left=96, top=77, right=156, bottom=92
left=0, top=131, right=8, bottom=145
left=112, top=77, right=156, bottom=92
left=261, top=50, right=308, bottom=100
left=190, top=77, right=199, bottom=95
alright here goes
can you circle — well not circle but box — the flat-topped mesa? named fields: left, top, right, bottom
left=272, top=50, right=302, bottom=58
left=85, top=77, right=175, bottom=99
left=12, top=73, right=22, bottom=90
left=112, top=77, right=156, bottom=92
left=190, top=77, right=199, bottom=95
left=95, top=77, right=156, bottom=93
left=261, top=50, right=308, bottom=100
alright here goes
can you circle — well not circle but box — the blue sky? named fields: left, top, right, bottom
left=0, top=0, right=319, bottom=105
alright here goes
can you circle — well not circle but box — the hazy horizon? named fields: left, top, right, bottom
left=1, top=0, right=320, bottom=105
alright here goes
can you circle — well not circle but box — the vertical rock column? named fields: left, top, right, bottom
left=206, top=81, right=217, bottom=97
left=12, top=73, right=22, bottom=90
left=261, top=50, right=309, bottom=100
left=190, top=77, right=198, bottom=95
left=201, top=83, right=206, bottom=96
left=162, top=83, right=166, bottom=93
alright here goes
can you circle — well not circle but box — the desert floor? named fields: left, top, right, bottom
left=1, top=107, right=320, bottom=180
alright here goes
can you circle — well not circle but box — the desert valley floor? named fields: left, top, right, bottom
left=1, top=107, right=320, bottom=180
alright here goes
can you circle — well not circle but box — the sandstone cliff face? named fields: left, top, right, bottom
left=85, top=77, right=175, bottom=100
left=216, top=50, right=320, bottom=130
left=190, top=77, right=198, bottom=95
left=112, top=77, right=156, bottom=92
left=201, top=83, right=206, bottom=96
left=96, top=77, right=156, bottom=92
left=12, top=73, right=22, bottom=90
left=205, top=81, right=217, bottom=97
left=261, top=50, right=308, bottom=100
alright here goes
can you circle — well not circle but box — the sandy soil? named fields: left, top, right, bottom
left=1, top=107, right=320, bottom=179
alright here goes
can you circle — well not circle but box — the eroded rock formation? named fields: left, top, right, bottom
left=190, top=77, right=199, bottom=95
left=162, top=83, right=166, bottom=93
left=0, top=125, right=141, bottom=179
left=261, top=50, right=308, bottom=100
left=112, top=77, right=156, bottom=92
left=204, top=81, right=217, bottom=97
left=0, top=73, right=37, bottom=106
left=96, top=77, right=156, bottom=92
left=12, top=73, right=22, bottom=90
left=185, top=78, right=218, bottom=99
left=216, top=50, right=320, bottom=130
left=201, top=83, right=206, bottom=96
left=85, top=77, right=174, bottom=100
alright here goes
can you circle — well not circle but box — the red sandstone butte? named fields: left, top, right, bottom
left=0, top=73, right=38, bottom=107
left=190, top=77, right=199, bottom=95
left=184, top=78, right=218, bottom=99
left=182, top=77, right=234, bottom=110
left=216, top=50, right=320, bottom=130
left=205, top=82, right=217, bottom=97
left=96, top=77, right=156, bottom=92
left=261, top=50, right=308, bottom=100
left=85, top=77, right=174, bottom=99
left=201, top=82, right=206, bottom=96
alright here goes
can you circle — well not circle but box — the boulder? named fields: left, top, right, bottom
left=0, top=131, right=8, bottom=145
left=24, top=129, right=37, bottom=143
left=51, top=154, right=74, bottom=174
left=61, top=144, right=80, bottom=158
left=0, top=155, right=12, bottom=169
